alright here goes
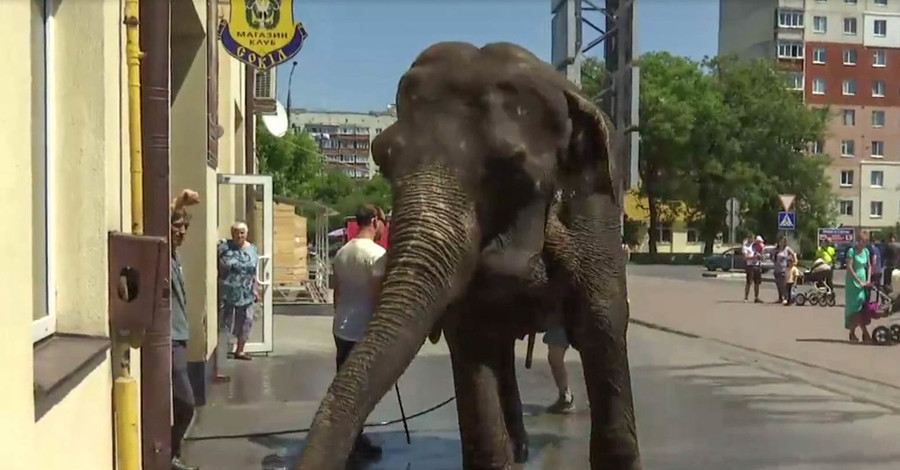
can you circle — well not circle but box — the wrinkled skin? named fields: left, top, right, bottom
left=294, top=42, right=640, bottom=470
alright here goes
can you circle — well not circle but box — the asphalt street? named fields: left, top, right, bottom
left=184, top=313, right=900, bottom=470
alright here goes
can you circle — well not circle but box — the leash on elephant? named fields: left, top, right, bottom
left=185, top=389, right=456, bottom=442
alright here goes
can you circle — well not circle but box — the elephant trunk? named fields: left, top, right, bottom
left=295, top=166, right=478, bottom=470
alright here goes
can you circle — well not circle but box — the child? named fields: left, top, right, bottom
left=785, top=256, right=800, bottom=305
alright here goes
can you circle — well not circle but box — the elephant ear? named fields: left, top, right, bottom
left=560, top=89, right=621, bottom=205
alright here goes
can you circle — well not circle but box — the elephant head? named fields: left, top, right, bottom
left=294, top=41, right=620, bottom=470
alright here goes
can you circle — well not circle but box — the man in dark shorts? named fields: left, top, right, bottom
left=543, top=326, right=575, bottom=413
left=743, top=235, right=763, bottom=303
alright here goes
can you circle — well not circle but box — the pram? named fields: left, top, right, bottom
left=867, top=283, right=900, bottom=345
left=792, top=260, right=835, bottom=307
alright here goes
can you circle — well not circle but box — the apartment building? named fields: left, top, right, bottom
left=2, top=1, right=264, bottom=469
left=719, top=0, right=900, bottom=229
left=289, top=108, right=398, bottom=179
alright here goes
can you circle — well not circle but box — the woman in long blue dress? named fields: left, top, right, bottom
left=217, top=221, right=260, bottom=362
left=844, top=233, right=872, bottom=343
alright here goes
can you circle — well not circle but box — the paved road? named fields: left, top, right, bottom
left=184, top=315, right=900, bottom=470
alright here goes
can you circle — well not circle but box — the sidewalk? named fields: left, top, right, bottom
left=627, top=274, right=900, bottom=389
left=702, top=269, right=846, bottom=288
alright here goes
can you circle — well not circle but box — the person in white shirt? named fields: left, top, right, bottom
left=743, top=235, right=764, bottom=303
left=331, top=204, right=387, bottom=460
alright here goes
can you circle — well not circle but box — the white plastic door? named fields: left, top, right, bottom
left=217, top=173, right=274, bottom=354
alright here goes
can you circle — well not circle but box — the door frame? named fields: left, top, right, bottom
left=217, top=173, right=274, bottom=354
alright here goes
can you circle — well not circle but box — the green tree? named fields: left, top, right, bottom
left=255, top=123, right=324, bottom=199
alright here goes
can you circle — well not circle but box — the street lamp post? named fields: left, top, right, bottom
left=286, top=60, right=298, bottom=114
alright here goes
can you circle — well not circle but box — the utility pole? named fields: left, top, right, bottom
left=286, top=61, right=298, bottom=114
left=551, top=0, right=639, bottom=194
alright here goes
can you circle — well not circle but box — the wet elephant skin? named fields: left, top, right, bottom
left=293, top=41, right=640, bottom=470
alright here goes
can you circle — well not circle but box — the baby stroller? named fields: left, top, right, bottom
left=793, top=260, right=835, bottom=307
left=868, top=284, right=900, bottom=345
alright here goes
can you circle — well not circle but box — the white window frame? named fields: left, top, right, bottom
left=874, top=49, right=887, bottom=67
left=874, top=19, right=888, bottom=37
left=843, top=79, right=857, bottom=96
left=845, top=0, right=858, bottom=4
left=875, top=0, right=887, bottom=6
left=843, top=49, right=857, bottom=65
left=839, top=200, right=854, bottom=216
left=871, top=170, right=885, bottom=187
left=33, top=0, right=56, bottom=343
left=813, top=16, right=827, bottom=33
left=777, top=41, right=805, bottom=59
left=873, top=80, right=886, bottom=97
left=787, top=72, right=804, bottom=90
left=871, top=201, right=884, bottom=218
left=844, top=17, right=858, bottom=35
left=813, top=48, right=826, bottom=64
left=841, top=170, right=855, bottom=186
left=843, top=109, right=856, bottom=125
left=812, top=78, right=826, bottom=94
left=872, top=140, right=885, bottom=158
left=779, top=10, right=804, bottom=28
left=812, top=140, right=825, bottom=154
left=872, top=110, right=885, bottom=127
left=841, top=139, right=856, bottom=157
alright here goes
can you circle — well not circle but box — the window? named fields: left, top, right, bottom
left=873, top=80, right=886, bottom=97
left=845, top=0, right=857, bottom=3
left=812, top=140, right=825, bottom=154
left=873, top=110, right=885, bottom=127
left=841, top=170, right=854, bottom=186
left=686, top=229, right=699, bottom=243
left=813, top=48, right=826, bottom=63
left=844, top=17, right=857, bottom=35
left=32, top=0, right=54, bottom=343
left=872, top=140, right=885, bottom=157
left=657, top=227, right=672, bottom=243
left=813, top=16, right=827, bottom=33
left=839, top=200, right=854, bottom=216
left=779, top=10, right=804, bottom=28
left=843, top=79, right=857, bottom=95
left=843, top=49, right=857, bottom=65
left=787, top=72, right=803, bottom=90
left=871, top=170, right=885, bottom=187
left=812, top=78, right=826, bottom=94
left=843, top=109, right=856, bottom=125
left=871, top=201, right=884, bottom=218
left=874, top=19, right=887, bottom=37
left=777, top=41, right=804, bottom=58
left=874, top=49, right=887, bottom=67
left=875, top=0, right=887, bottom=5
left=841, top=139, right=856, bottom=156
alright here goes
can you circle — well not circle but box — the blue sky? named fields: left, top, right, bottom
left=276, top=0, right=719, bottom=112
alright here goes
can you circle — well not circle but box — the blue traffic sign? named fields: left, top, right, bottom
left=778, top=211, right=796, bottom=230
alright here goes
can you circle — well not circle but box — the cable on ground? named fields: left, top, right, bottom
left=185, top=396, right=457, bottom=441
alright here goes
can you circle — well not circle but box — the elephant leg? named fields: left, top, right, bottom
left=497, top=338, right=528, bottom=463
left=445, top=321, right=515, bottom=470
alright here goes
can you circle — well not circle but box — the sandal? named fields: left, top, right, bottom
left=849, top=332, right=859, bottom=343
left=234, top=352, right=252, bottom=361
left=214, top=374, right=231, bottom=383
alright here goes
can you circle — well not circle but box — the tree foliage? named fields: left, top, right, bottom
left=256, top=123, right=393, bottom=237
left=582, top=52, right=834, bottom=254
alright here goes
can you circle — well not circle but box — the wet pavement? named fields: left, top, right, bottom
left=184, top=292, right=900, bottom=470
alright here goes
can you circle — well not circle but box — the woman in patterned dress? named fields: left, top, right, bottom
left=217, top=221, right=260, bottom=361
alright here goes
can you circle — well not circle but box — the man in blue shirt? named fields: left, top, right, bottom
left=868, top=232, right=883, bottom=301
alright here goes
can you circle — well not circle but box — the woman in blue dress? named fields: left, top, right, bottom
left=844, top=233, right=872, bottom=343
left=217, top=221, right=260, bottom=362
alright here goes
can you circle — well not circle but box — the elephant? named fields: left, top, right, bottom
left=293, top=41, right=640, bottom=470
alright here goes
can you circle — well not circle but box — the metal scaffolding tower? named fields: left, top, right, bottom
left=551, top=0, right=639, bottom=192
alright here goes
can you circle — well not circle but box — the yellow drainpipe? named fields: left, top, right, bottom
left=114, top=1, right=144, bottom=470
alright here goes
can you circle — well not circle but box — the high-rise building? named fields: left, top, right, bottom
left=719, top=0, right=900, bottom=229
left=289, top=107, right=398, bottom=180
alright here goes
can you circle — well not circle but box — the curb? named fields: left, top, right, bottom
left=627, top=317, right=900, bottom=395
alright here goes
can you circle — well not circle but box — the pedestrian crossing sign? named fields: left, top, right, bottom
left=778, top=211, right=795, bottom=230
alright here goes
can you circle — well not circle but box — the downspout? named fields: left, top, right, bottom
left=113, top=2, right=144, bottom=470
left=245, top=65, right=256, bottom=225
left=140, top=0, right=173, bottom=469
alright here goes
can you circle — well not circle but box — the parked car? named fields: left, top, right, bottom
left=704, top=246, right=774, bottom=272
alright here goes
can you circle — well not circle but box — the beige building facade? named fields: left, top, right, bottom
left=1, top=0, right=257, bottom=469
left=289, top=108, right=398, bottom=179
left=719, top=0, right=900, bottom=230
